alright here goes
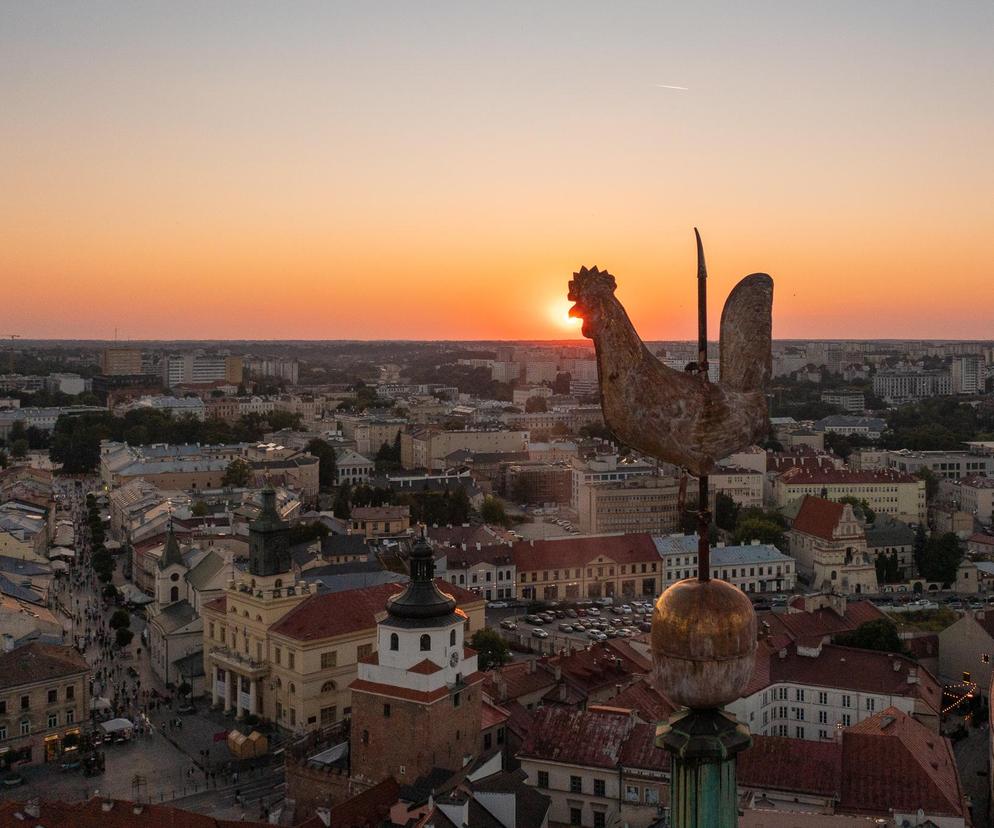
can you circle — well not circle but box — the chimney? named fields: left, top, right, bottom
left=778, top=648, right=787, bottom=660
left=907, top=666, right=919, bottom=685
left=315, top=806, right=332, bottom=827
left=132, top=804, right=144, bottom=815
left=102, top=800, right=115, bottom=812
left=23, top=800, right=39, bottom=818
left=476, top=542, right=482, bottom=551
left=977, top=610, right=986, bottom=621
left=892, top=660, right=902, bottom=672
left=527, top=659, right=536, bottom=674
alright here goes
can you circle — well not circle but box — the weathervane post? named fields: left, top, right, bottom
left=694, top=228, right=711, bottom=584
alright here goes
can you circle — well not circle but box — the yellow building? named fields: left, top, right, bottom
left=0, top=643, right=89, bottom=766
left=512, top=534, right=662, bottom=601
left=775, top=467, right=926, bottom=524
left=100, top=347, right=143, bottom=376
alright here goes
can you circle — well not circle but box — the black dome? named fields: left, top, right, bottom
left=387, top=536, right=457, bottom=620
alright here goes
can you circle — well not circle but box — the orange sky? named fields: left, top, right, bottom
left=2, top=3, right=992, bottom=341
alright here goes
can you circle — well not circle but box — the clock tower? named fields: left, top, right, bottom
left=349, top=536, right=483, bottom=786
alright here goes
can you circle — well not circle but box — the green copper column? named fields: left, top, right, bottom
left=657, top=708, right=751, bottom=828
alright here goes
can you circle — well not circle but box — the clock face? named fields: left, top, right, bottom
left=449, top=651, right=460, bottom=667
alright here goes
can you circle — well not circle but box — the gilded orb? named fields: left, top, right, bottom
left=651, top=577, right=757, bottom=709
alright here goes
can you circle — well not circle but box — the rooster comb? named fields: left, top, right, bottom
left=570, top=266, right=617, bottom=293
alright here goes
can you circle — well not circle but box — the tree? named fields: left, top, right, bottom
left=835, top=619, right=904, bottom=654
left=733, top=517, right=784, bottom=549
left=307, top=438, right=338, bottom=489
left=917, top=467, right=939, bottom=502
left=480, top=496, right=511, bottom=528
left=919, top=532, right=963, bottom=586
left=913, top=523, right=927, bottom=575
left=115, top=627, right=134, bottom=648
left=524, top=395, right=548, bottom=413
left=9, top=439, right=28, bottom=459
left=714, top=493, right=740, bottom=532
left=334, top=482, right=352, bottom=519
left=266, top=410, right=304, bottom=431
left=838, top=496, right=875, bottom=524
left=191, top=500, right=209, bottom=517
left=102, top=584, right=118, bottom=601
left=222, top=458, right=252, bottom=487
left=470, top=628, right=511, bottom=670
left=109, top=609, right=131, bottom=630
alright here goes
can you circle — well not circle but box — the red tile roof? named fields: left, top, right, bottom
left=840, top=707, right=964, bottom=818
left=0, top=798, right=268, bottom=827
left=0, top=643, right=89, bottom=691
left=270, top=578, right=481, bottom=641
left=326, top=777, right=401, bottom=828
left=484, top=660, right=557, bottom=703
left=603, top=678, right=677, bottom=724
left=738, top=735, right=842, bottom=797
left=780, top=466, right=919, bottom=485
left=511, top=533, right=659, bottom=571
left=790, top=496, right=847, bottom=540
left=409, top=658, right=443, bottom=675
left=203, top=595, right=227, bottom=613
left=758, top=599, right=885, bottom=644
left=617, top=721, right=669, bottom=771
left=746, top=642, right=942, bottom=716
left=519, top=707, right=634, bottom=769
left=351, top=671, right=484, bottom=704
left=481, top=698, right=510, bottom=730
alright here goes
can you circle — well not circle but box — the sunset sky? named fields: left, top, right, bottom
left=2, top=2, right=992, bottom=341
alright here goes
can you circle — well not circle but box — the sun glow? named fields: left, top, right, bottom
left=552, top=299, right=582, bottom=330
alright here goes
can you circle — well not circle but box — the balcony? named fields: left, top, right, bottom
left=209, top=646, right=269, bottom=678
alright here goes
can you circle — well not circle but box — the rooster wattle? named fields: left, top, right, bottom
left=567, top=233, right=773, bottom=476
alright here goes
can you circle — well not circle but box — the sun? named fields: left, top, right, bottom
left=550, top=298, right=582, bottom=331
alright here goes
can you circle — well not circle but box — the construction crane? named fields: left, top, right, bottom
left=2, top=335, right=20, bottom=373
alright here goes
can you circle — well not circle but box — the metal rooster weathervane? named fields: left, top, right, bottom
left=566, top=229, right=773, bottom=582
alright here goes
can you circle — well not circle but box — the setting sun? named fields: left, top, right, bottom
left=552, top=299, right=582, bottom=330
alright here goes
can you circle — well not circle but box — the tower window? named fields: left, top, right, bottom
left=390, top=633, right=399, bottom=651
left=420, top=634, right=431, bottom=651
left=449, top=629, right=456, bottom=646
left=383, top=704, right=391, bottom=718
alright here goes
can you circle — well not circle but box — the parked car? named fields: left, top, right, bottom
left=487, top=601, right=508, bottom=609
left=587, top=607, right=601, bottom=616
left=500, top=619, right=518, bottom=631
left=587, top=629, right=603, bottom=640
left=566, top=608, right=578, bottom=618
left=559, top=623, right=574, bottom=633
left=532, top=628, right=549, bottom=639
left=572, top=623, right=586, bottom=632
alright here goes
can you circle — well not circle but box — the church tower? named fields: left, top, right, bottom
left=249, top=485, right=291, bottom=577
left=155, top=521, right=188, bottom=606
left=349, top=536, right=483, bottom=786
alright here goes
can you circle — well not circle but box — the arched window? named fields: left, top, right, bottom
left=321, top=680, right=336, bottom=693
left=275, top=579, right=283, bottom=589
left=390, top=633, right=399, bottom=651
left=170, top=586, right=179, bottom=603
left=170, top=573, right=179, bottom=582
left=289, top=682, right=296, bottom=694
left=449, top=629, right=456, bottom=647
left=420, top=634, right=431, bottom=651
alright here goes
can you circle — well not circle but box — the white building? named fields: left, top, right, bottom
left=334, top=448, right=375, bottom=486
left=653, top=535, right=795, bottom=593
left=952, top=355, right=986, bottom=395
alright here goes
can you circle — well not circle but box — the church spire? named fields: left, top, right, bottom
left=158, top=518, right=184, bottom=570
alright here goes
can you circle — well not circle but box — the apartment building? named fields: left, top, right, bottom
left=162, top=353, right=243, bottom=387
left=0, top=643, right=89, bottom=766
left=952, top=354, right=986, bottom=395
left=653, top=535, right=795, bottom=593
left=99, top=347, right=143, bottom=376
left=885, top=448, right=994, bottom=480
left=400, top=427, right=529, bottom=471
left=819, top=390, right=865, bottom=412
left=873, top=368, right=951, bottom=403
left=569, top=455, right=655, bottom=510
left=502, top=461, right=572, bottom=505
left=576, top=475, right=680, bottom=536
left=774, top=466, right=926, bottom=523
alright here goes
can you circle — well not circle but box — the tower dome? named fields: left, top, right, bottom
left=387, top=536, right=457, bottom=621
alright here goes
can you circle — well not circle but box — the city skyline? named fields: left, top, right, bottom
left=3, top=2, right=993, bottom=341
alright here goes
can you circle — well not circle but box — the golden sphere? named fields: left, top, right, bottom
left=651, top=578, right=757, bottom=709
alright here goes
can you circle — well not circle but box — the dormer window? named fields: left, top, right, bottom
left=390, top=633, right=399, bottom=651
left=420, top=634, right=431, bottom=651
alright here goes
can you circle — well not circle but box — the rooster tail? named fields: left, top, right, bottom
left=718, top=273, right=773, bottom=393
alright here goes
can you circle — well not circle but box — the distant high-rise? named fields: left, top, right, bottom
left=100, top=347, right=143, bottom=376
left=161, top=353, right=243, bottom=386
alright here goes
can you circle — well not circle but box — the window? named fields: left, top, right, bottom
left=818, top=710, right=828, bottom=724
left=320, top=680, right=336, bottom=693
left=570, top=807, right=582, bottom=826
left=819, top=729, right=829, bottom=740
left=170, top=585, right=179, bottom=602
left=383, top=704, right=391, bottom=718
left=450, top=629, right=456, bottom=646
left=357, top=644, right=373, bottom=659
left=624, top=784, right=640, bottom=803
left=288, top=651, right=295, bottom=669
left=795, top=726, right=805, bottom=739
left=484, top=732, right=492, bottom=750
left=593, top=779, right=606, bottom=797
left=841, top=695, right=851, bottom=708
left=818, top=691, right=828, bottom=705
left=274, top=647, right=281, bottom=665
left=47, top=713, right=58, bottom=729
left=453, top=692, right=461, bottom=708
left=0, top=701, right=5, bottom=715
left=320, top=706, right=337, bottom=725
left=842, top=714, right=852, bottom=727
left=420, top=634, right=431, bottom=651
left=866, top=698, right=875, bottom=712
left=795, top=689, right=805, bottom=702
left=20, top=695, right=29, bottom=710
left=0, top=725, right=6, bottom=741
left=66, top=709, right=74, bottom=724
left=537, top=770, right=549, bottom=789
left=570, top=775, right=582, bottom=793
left=321, top=651, right=338, bottom=668
left=645, top=787, right=659, bottom=805
left=983, top=653, right=991, bottom=664
left=594, top=812, right=606, bottom=828
left=20, top=720, right=30, bottom=736
left=47, top=688, right=57, bottom=704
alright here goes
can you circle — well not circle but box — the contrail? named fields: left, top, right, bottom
left=656, top=84, right=688, bottom=91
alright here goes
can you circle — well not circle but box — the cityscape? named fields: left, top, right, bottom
left=2, top=3, right=994, bottom=828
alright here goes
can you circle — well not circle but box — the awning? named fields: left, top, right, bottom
left=100, top=718, right=134, bottom=734
left=118, top=583, right=154, bottom=605
left=90, top=697, right=112, bottom=711
left=49, top=548, right=76, bottom=559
